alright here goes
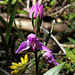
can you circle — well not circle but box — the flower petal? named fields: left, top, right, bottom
left=12, top=62, right=18, bottom=66
left=10, top=66, right=17, bottom=69
left=51, top=57, right=59, bottom=65
left=54, top=60, right=59, bottom=65
left=29, top=3, right=43, bottom=18
left=33, top=3, right=39, bottom=18
left=24, top=54, right=28, bottom=63
left=20, top=57, right=24, bottom=64
left=44, top=52, right=59, bottom=65
left=27, top=33, right=36, bottom=39
left=29, top=5, right=34, bottom=18
left=11, top=69, right=19, bottom=74
left=43, top=52, right=59, bottom=67
left=43, top=52, right=52, bottom=58
left=15, top=41, right=30, bottom=53
left=39, top=4, right=43, bottom=18
left=36, top=42, right=52, bottom=52
left=17, top=62, right=22, bottom=66
left=20, top=66, right=25, bottom=70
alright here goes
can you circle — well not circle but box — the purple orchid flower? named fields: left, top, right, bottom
left=29, top=3, right=43, bottom=18
left=15, top=34, right=52, bottom=53
left=43, top=52, right=59, bottom=67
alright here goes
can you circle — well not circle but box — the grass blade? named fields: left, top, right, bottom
left=14, top=21, right=25, bottom=41
left=5, top=0, right=18, bottom=44
left=44, top=20, right=54, bottom=46
left=0, top=30, right=7, bottom=47
left=0, top=16, right=8, bottom=29
left=7, top=0, right=13, bottom=21
left=31, top=12, right=34, bottom=28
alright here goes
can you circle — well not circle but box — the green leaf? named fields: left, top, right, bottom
left=72, top=48, right=75, bottom=54
left=50, top=20, right=54, bottom=34
left=45, top=6, right=50, bottom=9
left=0, top=1, right=7, bottom=4
left=66, top=50, right=75, bottom=60
left=36, top=12, right=40, bottom=36
left=69, top=14, right=75, bottom=20
left=0, top=30, right=7, bottom=48
left=4, top=0, right=8, bottom=2
left=38, top=50, right=44, bottom=57
left=65, top=47, right=75, bottom=62
left=63, top=63, right=70, bottom=69
left=63, top=15, right=68, bottom=19
left=44, top=20, right=54, bottom=46
left=7, top=0, right=13, bottom=21
left=50, top=0, right=56, bottom=6
left=0, top=16, right=8, bottom=29
left=38, top=21, right=54, bottom=57
left=14, top=21, right=25, bottom=41
left=68, top=37, right=75, bottom=44
left=5, top=0, right=18, bottom=44
left=13, top=0, right=22, bottom=2
left=36, top=12, right=39, bottom=28
left=31, top=12, right=34, bottom=28
left=44, top=62, right=66, bottom=75
left=71, top=63, right=75, bottom=68
left=17, top=10, right=29, bottom=14
left=71, top=60, right=75, bottom=62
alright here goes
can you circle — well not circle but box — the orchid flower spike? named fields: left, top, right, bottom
left=15, top=34, right=52, bottom=53
left=43, top=52, right=59, bottom=67
left=29, top=2, right=43, bottom=18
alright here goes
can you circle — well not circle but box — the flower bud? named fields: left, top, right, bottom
left=43, top=52, right=59, bottom=67
left=29, top=3, right=43, bottom=18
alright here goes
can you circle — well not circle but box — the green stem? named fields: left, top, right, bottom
left=34, top=19, right=37, bottom=36
left=35, top=49, right=38, bottom=75
left=6, top=45, right=9, bottom=69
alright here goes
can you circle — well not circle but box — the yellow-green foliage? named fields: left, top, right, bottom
left=0, top=0, right=22, bottom=4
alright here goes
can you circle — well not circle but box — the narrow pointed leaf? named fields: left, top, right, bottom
left=36, top=12, right=40, bottom=36
left=36, top=12, right=39, bottom=28
left=44, top=20, right=54, bottom=46
left=38, top=21, right=54, bottom=56
left=14, top=21, right=25, bottom=41
left=31, top=12, right=34, bottom=28
left=7, top=0, right=13, bottom=21
left=50, top=0, right=56, bottom=6
left=68, top=37, right=75, bottom=44
left=0, top=16, right=8, bottom=29
left=0, top=30, right=7, bottom=48
left=44, top=62, right=66, bottom=75
left=5, top=0, right=18, bottom=44
left=17, top=10, right=29, bottom=14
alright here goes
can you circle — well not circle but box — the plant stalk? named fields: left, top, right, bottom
left=35, top=49, right=38, bottom=75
